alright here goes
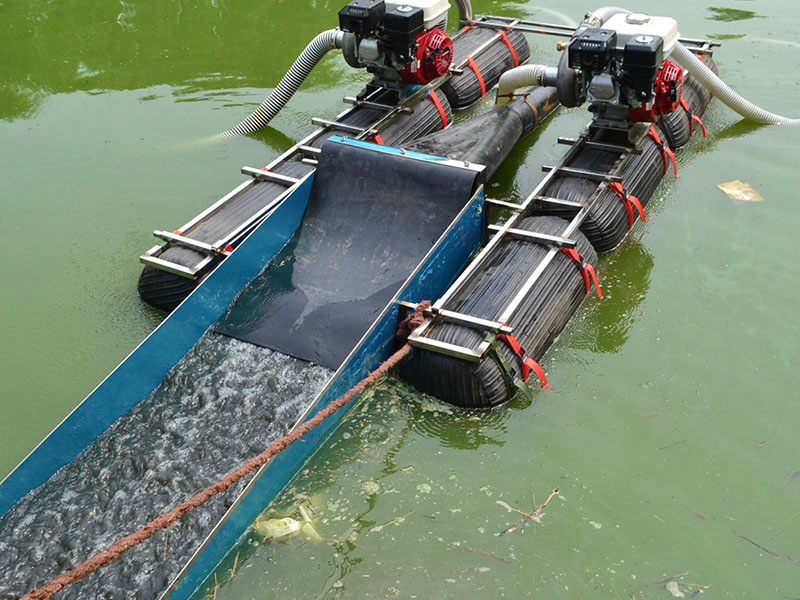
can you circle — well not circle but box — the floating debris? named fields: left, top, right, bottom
left=253, top=497, right=321, bottom=542
left=707, top=33, right=746, bottom=41
left=496, top=487, right=559, bottom=536
left=732, top=530, right=800, bottom=563
left=658, top=439, right=687, bottom=451
left=361, top=479, right=382, bottom=495
left=706, top=7, right=764, bottom=22
left=686, top=507, right=707, bottom=521
left=785, top=469, right=800, bottom=485
left=369, top=510, right=414, bottom=534
left=666, top=581, right=685, bottom=598
left=717, top=180, right=765, bottom=204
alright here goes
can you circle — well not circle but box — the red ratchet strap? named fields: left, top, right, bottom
left=224, top=243, right=234, bottom=253
left=497, top=324, right=551, bottom=391
left=562, top=248, right=602, bottom=299
left=372, top=134, right=385, bottom=145
left=427, top=89, right=448, bottom=128
left=172, top=230, right=183, bottom=236
left=465, top=56, right=486, bottom=97
left=498, top=30, right=519, bottom=67
left=647, top=126, right=678, bottom=177
left=678, top=97, right=707, bottom=138
left=609, top=182, right=646, bottom=229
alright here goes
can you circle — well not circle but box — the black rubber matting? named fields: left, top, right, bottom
left=215, top=140, right=481, bottom=369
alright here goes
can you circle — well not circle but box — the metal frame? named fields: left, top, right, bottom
left=408, top=121, right=650, bottom=361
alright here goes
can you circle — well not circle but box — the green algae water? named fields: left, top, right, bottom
left=2, top=0, right=799, bottom=597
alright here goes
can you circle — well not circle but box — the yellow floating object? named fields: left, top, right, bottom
left=717, top=180, right=765, bottom=204
left=253, top=516, right=302, bottom=539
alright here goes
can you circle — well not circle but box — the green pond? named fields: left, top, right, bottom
left=2, top=0, right=799, bottom=597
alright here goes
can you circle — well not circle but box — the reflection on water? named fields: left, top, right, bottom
left=0, top=0, right=343, bottom=122
left=566, top=242, right=654, bottom=354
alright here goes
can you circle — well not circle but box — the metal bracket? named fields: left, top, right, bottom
left=241, top=167, right=301, bottom=186
left=399, top=301, right=513, bottom=334
left=487, top=225, right=577, bottom=248
left=542, top=165, right=624, bottom=182
left=152, top=230, right=231, bottom=256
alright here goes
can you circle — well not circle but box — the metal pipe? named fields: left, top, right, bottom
left=582, top=6, right=630, bottom=27
left=495, top=65, right=558, bottom=106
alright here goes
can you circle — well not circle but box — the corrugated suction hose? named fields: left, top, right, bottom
left=670, top=42, right=800, bottom=125
left=217, top=29, right=342, bottom=139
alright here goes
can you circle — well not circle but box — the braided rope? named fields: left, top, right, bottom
left=21, top=302, right=428, bottom=600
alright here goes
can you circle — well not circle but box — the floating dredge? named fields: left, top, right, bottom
left=3, top=2, right=796, bottom=598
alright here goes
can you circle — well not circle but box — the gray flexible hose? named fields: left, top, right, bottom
left=454, top=0, right=473, bottom=23
left=671, top=42, right=799, bottom=125
left=218, top=29, right=341, bottom=139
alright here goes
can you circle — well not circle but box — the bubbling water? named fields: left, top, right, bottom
left=0, top=334, right=332, bottom=600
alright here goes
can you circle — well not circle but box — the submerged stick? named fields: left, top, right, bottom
left=497, top=487, right=559, bottom=536
left=458, top=544, right=514, bottom=565
left=732, top=530, right=800, bottom=563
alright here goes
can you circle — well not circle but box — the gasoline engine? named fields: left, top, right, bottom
left=499, top=13, right=685, bottom=129
left=338, top=0, right=453, bottom=90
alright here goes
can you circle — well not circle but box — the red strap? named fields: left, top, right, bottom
left=609, top=182, right=646, bottom=228
left=427, top=89, right=448, bottom=128
left=172, top=230, right=183, bottom=236
left=373, top=134, right=384, bottom=146
left=584, top=264, right=602, bottom=299
left=224, top=243, right=234, bottom=253
left=498, top=330, right=524, bottom=356
left=523, top=357, right=551, bottom=391
left=462, top=25, right=471, bottom=32
left=499, top=30, right=519, bottom=67
left=465, top=56, right=486, bottom=97
left=648, top=126, right=678, bottom=177
left=561, top=248, right=602, bottom=299
left=497, top=324, right=551, bottom=390
left=679, top=97, right=707, bottom=139
left=627, top=193, right=646, bottom=223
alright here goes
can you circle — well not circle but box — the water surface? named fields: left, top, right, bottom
left=2, top=0, right=799, bottom=598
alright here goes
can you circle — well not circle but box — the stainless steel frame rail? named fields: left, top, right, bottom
left=407, top=121, right=649, bottom=362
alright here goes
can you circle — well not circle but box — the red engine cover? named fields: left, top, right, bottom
left=629, top=60, right=684, bottom=123
left=400, top=28, right=453, bottom=85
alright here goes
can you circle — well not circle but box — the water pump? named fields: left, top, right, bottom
left=568, top=13, right=683, bottom=125
left=339, top=0, right=453, bottom=89
left=497, top=12, right=685, bottom=129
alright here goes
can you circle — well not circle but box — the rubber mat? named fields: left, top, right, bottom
left=215, top=139, right=482, bottom=369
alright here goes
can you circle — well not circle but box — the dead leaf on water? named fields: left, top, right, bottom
left=717, top=180, right=765, bottom=204
left=785, top=468, right=800, bottom=485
